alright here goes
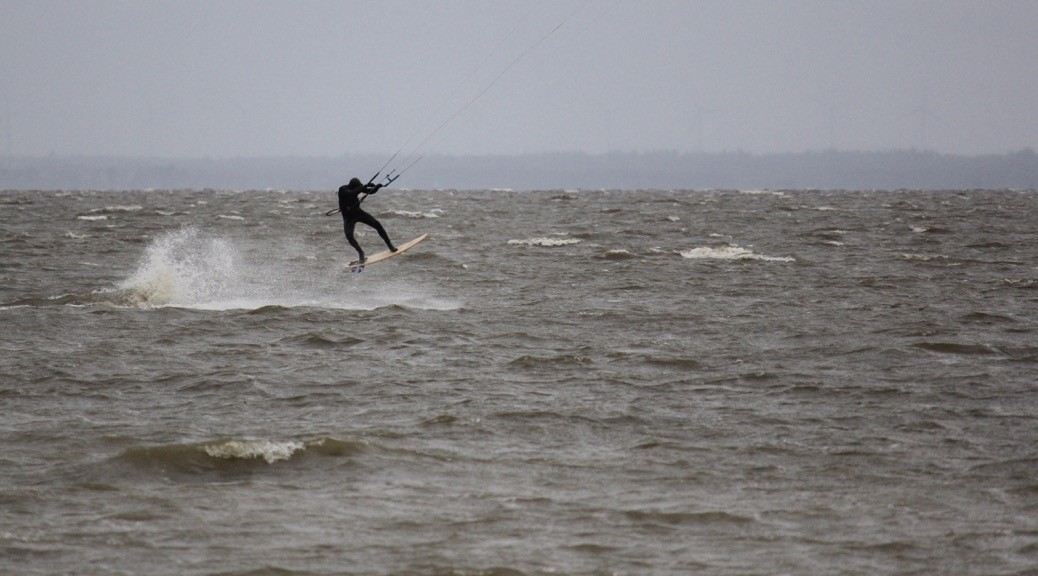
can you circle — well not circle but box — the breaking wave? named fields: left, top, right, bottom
left=99, top=438, right=370, bottom=482
left=384, top=209, right=443, bottom=219
left=679, top=245, right=795, bottom=262
left=508, top=236, right=582, bottom=247
left=203, top=439, right=307, bottom=463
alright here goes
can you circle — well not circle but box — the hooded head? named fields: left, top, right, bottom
left=348, top=177, right=363, bottom=189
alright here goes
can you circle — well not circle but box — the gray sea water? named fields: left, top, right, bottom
left=2, top=187, right=1037, bottom=575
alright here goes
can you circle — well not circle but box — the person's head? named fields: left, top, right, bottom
left=348, top=177, right=363, bottom=189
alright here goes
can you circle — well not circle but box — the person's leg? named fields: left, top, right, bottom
left=357, top=210, right=396, bottom=251
left=343, top=218, right=364, bottom=261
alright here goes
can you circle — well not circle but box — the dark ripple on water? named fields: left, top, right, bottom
left=2, top=188, right=1038, bottom=575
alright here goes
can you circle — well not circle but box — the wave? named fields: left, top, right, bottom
left=508, top=353, right=594, bottom=368
left=910, top=225, right=953, bottom=234
left=89, top=205, right=143, bottom=214
left=104, top=437, right=368, bottom=481
left=960, top=312, right=1018, bottom=324
left=508, top=236, right=582, bottom=247
left=898, top=253, right=949, bottom=262
left=623, top=508, right=755, bottom=526
left=912, top=342, right=1000, bottom=355
left=596, top=249, right=638, bottom=260
left=203, top=439, right=307, bottom=463
left=1003, top=278, right=1038, bottom=289
left=679, top=245, right=795, bottom=262
left=383, top=209, right=443, bottom=219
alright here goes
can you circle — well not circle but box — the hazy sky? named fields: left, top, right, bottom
left=3, top=0, right=1036, bottom=158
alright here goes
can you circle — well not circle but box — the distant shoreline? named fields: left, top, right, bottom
left=2, top=149, right=1036, bottom=191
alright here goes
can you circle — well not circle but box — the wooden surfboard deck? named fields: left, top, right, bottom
left=345, top=233, right=428, bottom=271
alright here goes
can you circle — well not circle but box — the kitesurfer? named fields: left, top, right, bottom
left=338, top=177, right=396, bottom=265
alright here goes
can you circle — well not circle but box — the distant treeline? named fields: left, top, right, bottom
left=2, top=149, right=1036, bottom=191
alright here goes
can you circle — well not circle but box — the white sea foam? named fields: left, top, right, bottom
left=204, top=439, right=305, bottom=464
left=91, top=205, right=143, bottom=213
left=508, top=237, right=582, bottom=247
left=898, top=252, right=948, bottom=261
left=680, top=245, right=795, bottom=262
left=77, top=215, right=108, bottom=221
left=387, top=209, right=442, bottom=219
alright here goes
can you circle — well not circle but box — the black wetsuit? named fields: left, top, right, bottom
left=338, top=180, right=395, bottom=262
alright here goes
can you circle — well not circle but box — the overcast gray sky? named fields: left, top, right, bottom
left=3, top=0, right=1036, bottom=158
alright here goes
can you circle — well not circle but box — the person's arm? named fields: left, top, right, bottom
left=358, top=183, right=383, bottom=203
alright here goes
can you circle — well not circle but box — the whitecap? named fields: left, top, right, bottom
left=898, top=253, right=948, bottom=261
left=91, top=205, right=142, bottom=213
left=204, top=439, right=305, bottom=464
left=508, top=237, right=582, bottom=247
left=386, top=209, right=441, bottom=219
left=598, top=249, right=638, bottom=260
left=77, top=215, right=108, bottom=221
left=680, top=245, right=795, bottom=262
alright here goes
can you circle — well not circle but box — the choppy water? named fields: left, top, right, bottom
left=2, top=187, right=1037, bottom=575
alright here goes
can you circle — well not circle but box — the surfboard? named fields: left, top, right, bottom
left=345, top=233, right=428, bottom=271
